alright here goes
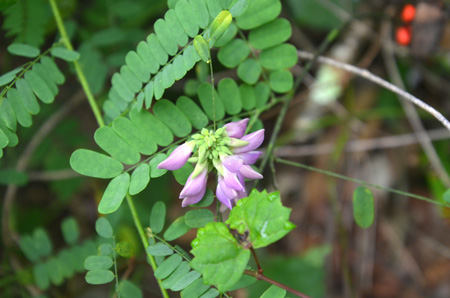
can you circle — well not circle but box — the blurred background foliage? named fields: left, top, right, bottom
left=1, top=0, right=450, bottom=297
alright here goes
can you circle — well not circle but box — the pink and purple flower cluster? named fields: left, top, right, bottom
left=157, top=118, right=264, bottom=209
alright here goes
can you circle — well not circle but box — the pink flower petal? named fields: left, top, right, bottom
left=237, top=151, right=263, bottom=165
left=157, top=142, right=194, bottom=170
left=233, top=129, right=265, bottom=154
left=179, top=168, right=207, bottom=198
left=223, top=167, right=245, bottom=191
left=239, top=165, right=263, bottom=180
left=222, top=155, right=244, bottom=173
left=181, top=185, right=207, bottom=207
left=224, top=118, right=249, bottom=138
left=216, top=182, right=233, bottom=209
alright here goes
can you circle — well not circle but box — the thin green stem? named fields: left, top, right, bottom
left=48, top=0, right=105, bottom=127
left=275, top=157, right=450, bottom=207
left=126, top=194, right=169, bottom=298
left=111, top=236, right=121, bottom=298
left=209, top=58, right=216, bottom=130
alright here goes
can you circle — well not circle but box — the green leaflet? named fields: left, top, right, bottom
left=96, top=217, right=114, bottom=239
left=176, top=96, right=209, bottom=130
left=190, top=222, right=251, bottom=292
left=217, top=39, right=250, bottom=68
left=129, top=163, right=150, bottom=195
left=120, top=280, right=143, bottom=298
left=125, top=51, right=150, bottom=83
left=112, top=116, right=157, bottom=155
left=249, top=18, right=291, bottom=49
left=146, top=243, right=173, bottom=256
left=33, top=228, right=53, bottom=258
left=260, top=44, right=298, bottom=70
left=255, top=82, right=271, bottom=108
left=0, top=67, right=22, bottom=86
left=236, top=0, right=281, bottom=30
left=61, top=217, right=79, bottom=245
left=16, top=78, right=40, bottom=115
left=50, top=47, right=80, bottom=61
left=210, top=10, right=233, bottom=41
left=164, top=9, right=189, bottom=46
left=129, top=108, right=173, bottom=146
left=70, top=149, right=124, bottom=179
left=237, top=58, right=262, bottom=85
left=136, top=41, right=160, bottom=74
left=194, top=35, right=210, bottom=63
left=155, top=254, right=183, bottom=279
left=226, top=190, right=296, bottom=248
left=111, top=73, right=134, bottom=102
left=120, top=65, right=142, bottom=93
left=94, top=126, right=141, bottom=165
left=85, top=269, right=114, bottom=285
left=84, top=256, right=113, bottom=270
left=352, top=186, right=375, bottom=229
left=0, top=97, right=17, bottom=131
left=25, top=69, right=54, bottom=104
left=185, top=209, right=215, bottom=228
left=239, top=84, right=256, bottom=111
left=197, top=82, right=225, bottom=121
left=147, top=33, right=169, bottom=66
left=32, top=63, right=58, bottom=96
left=33, top=263, right=50, bottom=290
left=155, top=19, right=179, bottom=56
left=7, top=88, right=32, bottom=127
left=150, top=201, right=166, bottom=234
left=175, top=0, right=200, bottom=37
left=161, top=262, right=190, bottom=289
left=180, top=277, right=210, bottom=297
left=217, top=78, right=242, bottom=115
left=98, top=173, right=130, bottom=214
left=190, top=0, right=210, bottom=29
left=164, top=216, right=190, bottom=241
left=269, top=69, right=293, bottom=93
left=7, top=43, right=40, bottom=58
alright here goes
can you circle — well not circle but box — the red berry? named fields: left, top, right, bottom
left=396, top=26, right=412, bottom=46
left=401, top=4, right=416, bottom=23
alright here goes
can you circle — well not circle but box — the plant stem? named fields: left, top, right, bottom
left=275, top=157, right=450, bottom=207
left=48, top=0, right=105, bottom=127
left=250, top=247, right=262, bottom=273
left=112, top=236, right=121, bottom=298
left=257, top=29, right=340, bottom=181
left=244, top=270, right=312, bottom=298
left=125, top=194, right=169, bottom=298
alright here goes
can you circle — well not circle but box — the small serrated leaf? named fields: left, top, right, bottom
left=190, top=222, right=250, bottom=292
left=226, top=190, right=296, bottom=248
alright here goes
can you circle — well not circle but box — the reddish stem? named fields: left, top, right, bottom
left=244, top=270, right=313, bottom=298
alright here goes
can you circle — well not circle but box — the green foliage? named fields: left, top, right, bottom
left=352, top=186, right=375, bottom=229
left=119, top=280, right=143, bottom=298
left=95, top=217, right=114, bottom=239
left=2, top=0, right=49, bottom=47
left=184, top=209, right=215, bottom=228
left=150, top=201, right=166, bottom=234
left=7, top=43, right=40, bottom=58
left=163, top=216, right=190, bottom=241
left=190, top=222, right=251, bottom=292
left=50, top=47, right=80, bottom=62
left=227, top=190, right=296, bottom=248
left=260, top=285, right=286, bottom=298
left=61, top=217, right=79, bottom=245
